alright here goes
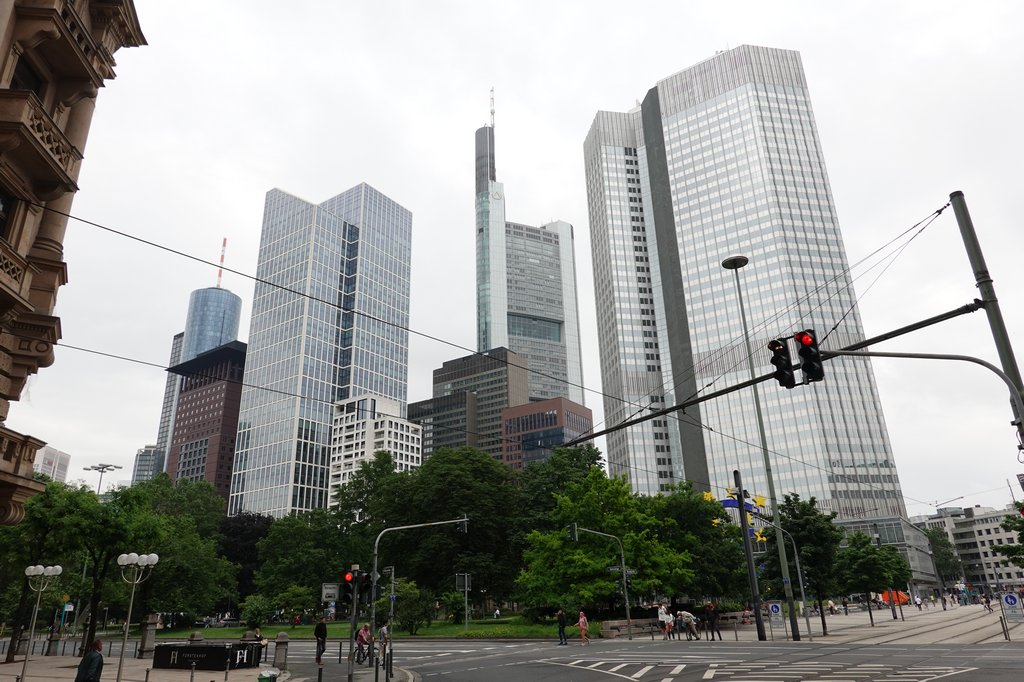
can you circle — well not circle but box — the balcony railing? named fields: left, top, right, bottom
left=0, top=90, right=82, bottom=198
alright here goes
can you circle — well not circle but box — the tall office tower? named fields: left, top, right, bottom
left=33, top=446, right=71, bottom=482
left=475, top=123, right=585, bottom=403
left=130, top=445, right=161, bottom=485
left=584, top=45, right=905, bottom=519
left=229, top=184, right=412, bottom=517
left=167, top=341, right=246, bottom=501
left=409, top=347, right=529, bottom=460
left=327, top=394, right=421, bottom=505
left=152, top=286, right=242, bottom=477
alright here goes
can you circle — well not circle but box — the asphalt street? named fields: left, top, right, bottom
left=390, top=639, right=1023, bottom=682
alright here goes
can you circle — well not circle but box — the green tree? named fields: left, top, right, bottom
left=240, top=594, right=275, bottom=629
left=517, top=468, right=691, bottom=616
left=760, top=494, right=845, bottom=635
left=657, top=482, right=746, bottom=599
left=517, top=445, right=603, bottom=534
left=218, top=512, right=274, bottom=607
left=879, top=545, right=912, bottom=596
left=994, top=502, right=1024, bottom=567
left=374, top=578, right=434, bottom=634
left=276, top=585, right=316, bottom=623
left=923, top=528, right=961, bottom=593
left=835, top=532, right=888, bottom=626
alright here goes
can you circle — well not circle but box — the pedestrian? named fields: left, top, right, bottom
left=984, top=595, right=994, bottom=613
left=679, top=610, right=699, bottom=640
left=253, top=627, right=269, bottom=663
left=556, top=608, right=568, bottom=645
left=494, top=608, right=500, bottom=619
left=658, top=603, right=672, bottom=640
left=842, top=599, right=849, bottom=616
left=914, top=595, right=922, bottom=610
left=674, top=611, right=684, bottom=639
left=827, top=599, right=835, bottom=615
left=577, top=610, right=590, bottom=646
left=314, top=617, right=327, bottom=664
left=354, top=623, right=371, bottom=664
left=75, top=640, right=103, bottom=682
left=930, top=594, right=936, bottom=608
left=377, top=620, right=390, bottom=664
left=705, top=603, right=722, bottom=642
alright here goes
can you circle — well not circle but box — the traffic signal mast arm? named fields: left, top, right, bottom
left=567, top=525, right=633, bottom=640
left=565, top=299, right=986, bottom=447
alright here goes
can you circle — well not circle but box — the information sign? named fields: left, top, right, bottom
left=1001, top=593, right=1024, bottom=623
left=768, top=601, right=784, bottom=626
left=321, top=583, right=339, bottom=602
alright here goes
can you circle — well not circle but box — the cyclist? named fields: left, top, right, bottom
left=354, top=623, right=371, bottom=664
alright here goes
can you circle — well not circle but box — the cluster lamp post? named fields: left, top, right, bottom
left=115, top=553, right=158, bottom=682
left=21, top=564, right=63, bottom=682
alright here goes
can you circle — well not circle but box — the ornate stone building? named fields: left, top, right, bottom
left=0, top=1, right=144, bottom=524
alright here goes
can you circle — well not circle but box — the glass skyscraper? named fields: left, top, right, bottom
left=228, top=184, right=412, bottom=517
left=584, top=45, right=905, bottom=520
left=475, top=125, right=585, bottom=403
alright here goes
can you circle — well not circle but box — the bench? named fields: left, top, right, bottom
left=599, top=618, right=661, bottom=639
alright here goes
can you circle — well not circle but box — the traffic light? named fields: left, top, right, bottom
left=359, top=572, right=374, bottom=602
left=767, top=339, right=796, bottom=389
left=794, top=329, right=825, bottom=383
left=568, top=523, right=578, bottom=542
left=341, top=570, right=355, bottom=610
left=457, top=516, right=469, bottom=533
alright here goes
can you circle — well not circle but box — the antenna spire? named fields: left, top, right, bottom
left=216, top=238, right=226, bottom=288
left=490, top=87, right=495, bottom=128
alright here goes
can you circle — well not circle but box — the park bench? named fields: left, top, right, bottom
left=599, top=618, right=661, bottom=639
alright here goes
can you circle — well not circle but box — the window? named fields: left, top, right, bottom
left=11, top=57, right=44, bottom=98
left=0, top=190, right=16, bottom=241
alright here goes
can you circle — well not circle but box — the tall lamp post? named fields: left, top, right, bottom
left=721, top=255, right=800, bottom=640
left=83, top=463, right=122, bottom=496
left=21, top=564, right=63, bottom=682
left=115, top=553, right=158, bottom=682
left=77, top=463, right=121, bottom=652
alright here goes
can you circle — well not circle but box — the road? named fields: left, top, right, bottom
left=391, top=639, right=1023, bottom=682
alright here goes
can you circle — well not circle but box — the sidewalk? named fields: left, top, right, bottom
left=0, top=653, right=419, bottom=682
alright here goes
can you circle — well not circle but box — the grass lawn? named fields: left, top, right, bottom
left=156, top=618, right=587, bottom=640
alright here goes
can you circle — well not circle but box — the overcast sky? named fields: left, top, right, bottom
left=12, top=1, right=1024, bottom=514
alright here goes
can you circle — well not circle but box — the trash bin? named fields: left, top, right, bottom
left=257, top=670, right=278, bottom=682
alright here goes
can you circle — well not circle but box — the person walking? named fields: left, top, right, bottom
left=377, top=620, right=390, bottom=664
left=705, top=603, right=722, bottom=642
left=577, top=610, right=590, bottom=646
left=914, top=595, right=922, bottom=610
left=827, top=599, right=836, bottom=615
left=679, top=611, right=699, bottom=641
left=556, top=609, right=568, bottom=645
left=842, top=599, right=849, bottom=615
left=314, top=617, right=327, bottom=664
left=658, top=604, right=672, bottom=640
left=75, top=640, right=104, bottom=682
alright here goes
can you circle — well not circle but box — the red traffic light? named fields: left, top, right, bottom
left=794, top=331, right=815, bottom=346
left=344, top=571, right=354, bottom=582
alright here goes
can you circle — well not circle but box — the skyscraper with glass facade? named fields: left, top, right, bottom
left=475, top=125, right=585, bottom=403
left=228, top=184, right=412, bottom=517
left=584, top=45, right=906, bottom=519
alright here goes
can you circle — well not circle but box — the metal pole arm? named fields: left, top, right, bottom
left=574, top=526, right=632, bottom=640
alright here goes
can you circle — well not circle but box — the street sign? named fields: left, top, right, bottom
left=1017, top=473, right=1024, bottom=493
left=768, top=601, right=784, bottom=625
left=1001, top=593, right=1024, bottom=623
left=607, top=566, right=621, bottom=572
left=371, top=571, right=381, bottom=582
left=390, top=594, right=397, bottom=602
left=64, top=604, right=74, bottom=612
left=321, top=583, right=339, bottom=602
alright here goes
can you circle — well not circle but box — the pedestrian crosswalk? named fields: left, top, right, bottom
left=701, top=661, right=977, bottom=681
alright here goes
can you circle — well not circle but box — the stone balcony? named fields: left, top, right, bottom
left=0, top=424, right=46, bottom=524
left=0, top=90, right=82, bottom=200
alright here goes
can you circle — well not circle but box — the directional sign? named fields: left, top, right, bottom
left=1001, top=593, right=1024, bottom=623
left=625, top=569, right=638, bottom=575
left=321, top=583, right=339, bottom=602
left=607, top=566, right=621, bottom=572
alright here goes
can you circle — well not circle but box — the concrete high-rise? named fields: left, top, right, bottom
left=584, top=45, right=905, bottom=519
left=475, top=123, right=584, bottom=403
left=229, top=184, right=412, bottom=517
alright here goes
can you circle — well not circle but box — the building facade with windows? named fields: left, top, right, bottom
left=166, top=340, right=246, bottom=501
left=229, top=184, right=412, bottom=517
left=475, top=124, right=584, bottom=403
left=409, top=347, right=529, bottom=460
left=500, top=397, right=593, bottom=469
left=0, top=0, right=145, bottom=524
left=130, top=445, right=162, bottom=485
left=328, top=394, right=421, bottom=504
left=33, top=445, right=70, bottom=482
left=583, top=45, right=905, bottom=518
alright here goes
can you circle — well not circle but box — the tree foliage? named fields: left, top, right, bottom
left=836, top=532, right=889, bottom=597
left=994, top=502, right=1024, bottom=568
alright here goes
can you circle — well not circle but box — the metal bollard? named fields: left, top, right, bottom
left=733, top=623, right=738, bottom=641
left=337, top=640, right=342, bottom=664
left=145, top=668, right=151, bottom=682
left=190, top=661, right=197, bottom=682
left=317, top=666, right=323, bottom=682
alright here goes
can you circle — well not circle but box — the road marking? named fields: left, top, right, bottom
left=631, top=665, right=654, bottom=678
left=610, top=663, right=628, bottom=671
left=670, top=664, right=687, bottom=674
left=588, top=661, right=606, bottom=668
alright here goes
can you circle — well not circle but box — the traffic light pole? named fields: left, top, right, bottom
left=950, top=191, right=1024, bottom=451
left=370, top=515, right=469, bottom=667
left=570, top=525, right=633, bottom=640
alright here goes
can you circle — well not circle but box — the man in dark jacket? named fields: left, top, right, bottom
left=556, top=609, right=568, bottom=645
left=314, top=617, right=327, bottom=664
left=75, top=640, right=103, bottom=682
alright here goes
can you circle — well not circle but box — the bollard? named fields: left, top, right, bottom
left=145, top=668, right=151, bottom=682
left=1000, top=616, right=1010, bottom=641
left=190, top=661, right=197, bottom=682
left=337, top=640, right=342, bottom=664
left=733, top=623, right=738, bottom=641
left=317, top=666, right=323, bottom=682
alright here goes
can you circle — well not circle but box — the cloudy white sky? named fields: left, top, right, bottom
left=12, top=1, right=1024, bottom=514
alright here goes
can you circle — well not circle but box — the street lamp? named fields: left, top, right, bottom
left=721, top=255, right=800, bottom=641
left=21, top=564, right=63, bottom=682
left=83, top=463, right=122, bottom=496
left=872, top=523, right=900, bottom=621
left=115, top=553, right=158, bottom=682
